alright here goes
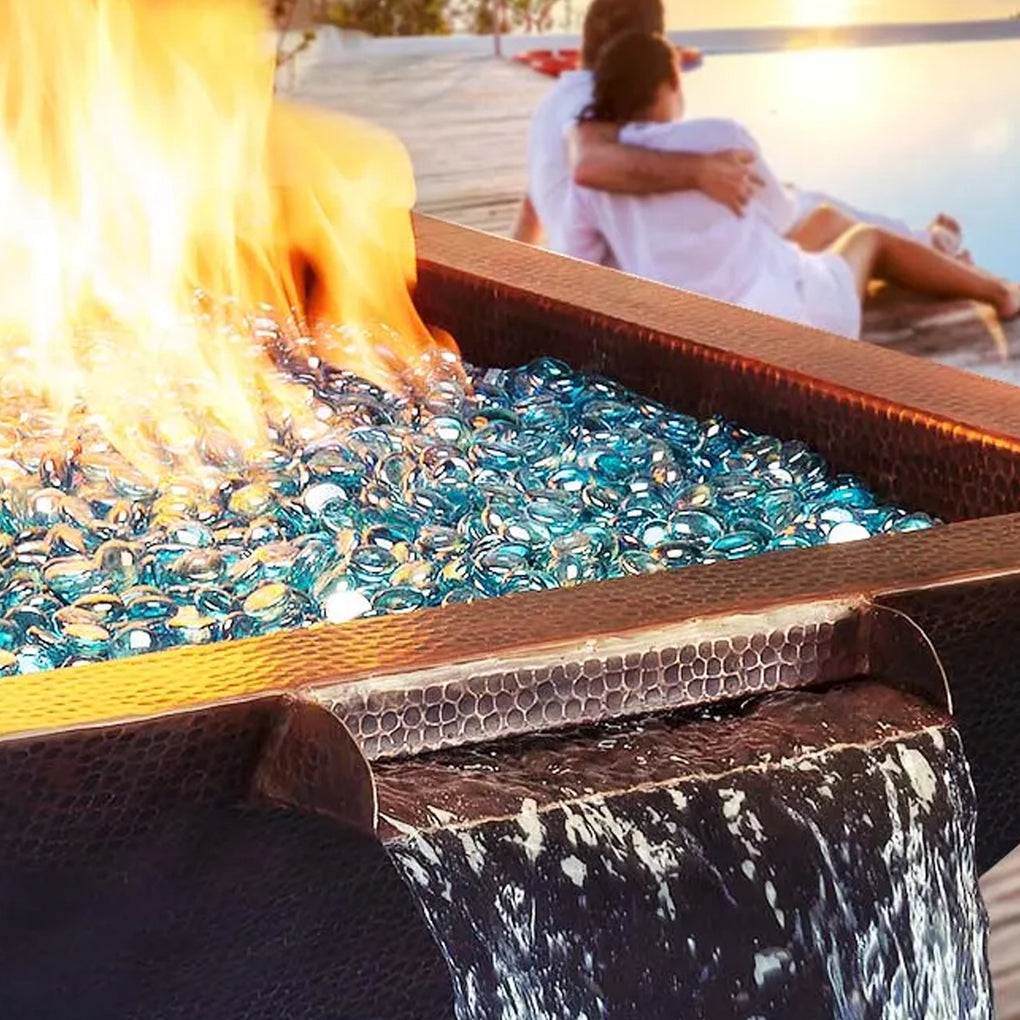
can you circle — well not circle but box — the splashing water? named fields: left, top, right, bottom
left=383, top=687, right=990, bottom=1019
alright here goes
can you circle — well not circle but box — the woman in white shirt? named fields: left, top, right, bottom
left=563, top=31, right=1019, bottom=339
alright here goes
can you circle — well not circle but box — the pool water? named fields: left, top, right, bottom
left=0, top=357, right=934, bottom=678
left=681, top=38, right=1020, bottom=278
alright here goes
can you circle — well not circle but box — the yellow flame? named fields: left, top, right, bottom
left=0, top=0, right=452, bottom=478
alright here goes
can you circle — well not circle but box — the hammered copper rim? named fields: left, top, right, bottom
left=412, top=214, right=1020, bottom=446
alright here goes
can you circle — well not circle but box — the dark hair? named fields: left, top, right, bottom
left=581, top=0, right=665, bottom=69
left=580, top=31, right=678, bottom=125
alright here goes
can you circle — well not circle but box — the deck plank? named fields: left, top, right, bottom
left=288, top=40, right=1020, bottom=1014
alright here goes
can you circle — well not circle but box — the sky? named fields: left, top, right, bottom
left=561, top=0, right=1020, bottom=30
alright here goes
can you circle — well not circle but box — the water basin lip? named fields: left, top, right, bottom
left=373, top=681, right=951, bottom=840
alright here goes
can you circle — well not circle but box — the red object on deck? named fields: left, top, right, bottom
left=512, top=45, right=703, bottom=79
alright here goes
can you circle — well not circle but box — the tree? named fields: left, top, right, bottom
left=320, top=0, right=452, bottom=36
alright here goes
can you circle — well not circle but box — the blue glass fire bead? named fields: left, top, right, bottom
left=733, top=434, right=784, bottom=472
left=711, top=529, right=769, bottom=560
left=390, top=558, right=436, bottom=590
left=61, top=621, right=111, bottom=658
left=43, top=556, right=109, bottom=601
left=650, top=541, right=700, bottom=569
left=217, top=611, right=261, bottom=641
left=818, top=478, right=876, bottom=510
left=122, top=586, right=178, bottom=622
left=194, top=586, right=235, bottom=618
left=440, top=586, right=476, bottom=606
left=526, top=496, right=578, bottom=536
left=303, top=444, right=369, bottom=490
left=581, top=481, right=626, bottom=519
left=166, top=606, right=217, bottom=645
left=245, top=444, right=295, bottom=476
left=469, top=436, right=520, bottom=473
left=111, top=620, right=163, bottom=658
left=770, top=532, right=815, bottom=551
left=673, top=482, right=716, bottom=511
left=228, top=481, right=277, bottom=518
left=26, top=487, right=65, bottom=528
left=576, top=445, right=632, bottom=484
left=14, top=538, right=49, bottom=573
left=1, top=574, right=41, bottom=612
left=710, top=470, right=765, bottom=508
left=499, top=569, right=557, bottom=594
left=16, top=638, right=57, bottom=673
left=348, top=544, right=398, bottom=584
left=242, top=582, right=302, bottom=628
left=470, top=542, right=531, bottom=596
left=375, top=451, right=418, bottom=495
left=94, top=539, right=142, bottom=590
left=415, top=525, right=464, bottom=561
left=302, top=481, right=347, bottom=516
left=46, top=524, right=88, bottom=558
left=406, top=487, right=459, bottom=525
left=758, top=487, right=804, bottom=530
left=225, top=553, right=267, bottom=597
left=579, top=398, right=640, bottom=431
left=620, top=487, right=671, bottom=516
left=634, top=518, right=671, bottom=549
left=0, top=619, right=19, bottom=651
left=266, top=497, right=311, bottom=538
left=422, top=415, right=470, bottom=447
left=826, top=521, right=872, bottom=544
left=372, top=586, right=427, bottom=614
left=616, top=549, right=664, bottom=576
left=499, top=513, right=551, bottom=551
left=885, top=512, right=937, bottom=533
left=291, top=536, right=337, bottom=592
left=314, top=571, right=373, bottom=624
left=516, top=395, right=570, bottom=433
left=71, top=593, right=125, bottom=624
left=669, top=510, right=725, bottom=548
left=0, top=649, right=16, bottom=676
left=549, top=532, right=601, bottom=586
left=244, top=516, right=285, bottom=547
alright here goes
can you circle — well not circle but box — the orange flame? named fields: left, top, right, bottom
left=0, top=0, right=453, bottom=478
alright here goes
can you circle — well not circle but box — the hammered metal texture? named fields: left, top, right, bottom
left=322, top=604, right=862, bottom=759
left=0, top=700, right=453, bottom=1020
left=373, top=681, right=948, bottom=834
left=879, top=576, right=1020, bottom=874
left=413, top=214, right=1020, bottom=524
left=252, top=695, right=377, bottom=836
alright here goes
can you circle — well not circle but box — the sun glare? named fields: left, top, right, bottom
left=786, top=0, right=859, bottom=27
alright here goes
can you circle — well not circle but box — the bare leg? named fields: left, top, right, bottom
left=785, top=204, right=857, bottom=252
left=830, top=224, right=1020, bottom=319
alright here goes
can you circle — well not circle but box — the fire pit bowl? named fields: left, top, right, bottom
left=1, top=215, right=1018, bottom=1019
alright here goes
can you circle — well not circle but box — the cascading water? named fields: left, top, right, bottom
left=378, top=682, right=991, bottom=1020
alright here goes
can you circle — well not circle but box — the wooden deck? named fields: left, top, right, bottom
left=286, top=36, right=1020, bottom=1014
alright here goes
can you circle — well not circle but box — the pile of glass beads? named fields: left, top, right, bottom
left=0, top=355, right=936, bottom=677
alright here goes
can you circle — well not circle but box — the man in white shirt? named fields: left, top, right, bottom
left=512, top=0, right=762, bottom=251
left=514, top=0, right=962, bottom=257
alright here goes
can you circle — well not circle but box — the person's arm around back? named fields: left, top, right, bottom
left=568, top=120, right=763, bottom=216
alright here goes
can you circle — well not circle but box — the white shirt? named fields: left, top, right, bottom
left=526, top=70, right=594, bottom=253
left=563, top=117, right=852, bottom=331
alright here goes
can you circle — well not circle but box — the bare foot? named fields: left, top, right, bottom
left=994, top=282, right=1020, bottom=320
left=928, top=213, right=964, bottom=256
